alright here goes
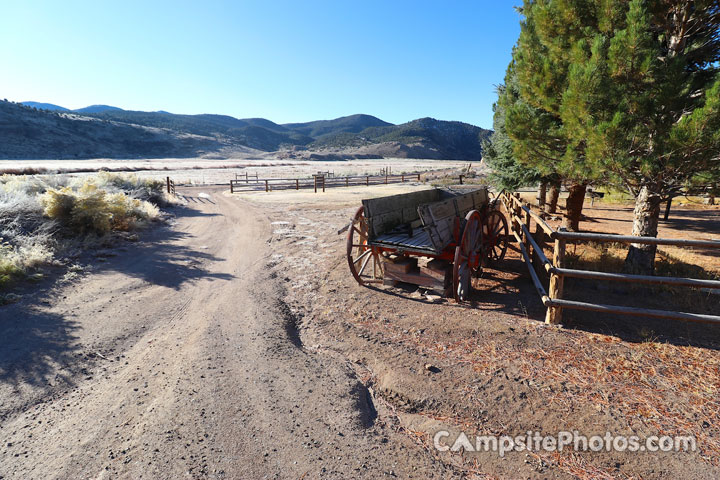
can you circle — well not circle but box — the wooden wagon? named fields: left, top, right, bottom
left=346, top=187, right=509, bottom=301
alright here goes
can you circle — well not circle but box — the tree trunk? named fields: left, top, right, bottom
left=547, top=180, right=560, bottom=214
left=537, top=182, right=547, bottom=212
left=623, top=186, right=661, bottom=275
left=562, top=183, right=586, bottom=232
left=663, top=197, right=672, bottom=221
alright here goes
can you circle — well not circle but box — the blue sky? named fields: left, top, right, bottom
left=1, top=1, right=522, bottom=128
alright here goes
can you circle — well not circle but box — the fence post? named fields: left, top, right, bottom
left=459, top=174, right=464, bottom=185
left=296, top=179, right=299, bottom=190
left=533, top=221, right=546, bottom=278
left=166, top=176, right=171, bottom=194
left=322, top=175, right=325, bottom=192
left=524, top=206, right=532, bottom=266
left=346, top=177, right=349, bottom=187
left=545, top=228, right=566, bottom=325
left=230, top=181, right=233, bottom=194
left=265, top=180, right=269, bottom=192
left=417, top=173, right=421, bottom=182
left=385, top=174, right=388, bottom=184
left=314, top=176, right=318, bottom=193
left=245, top=173, right=248, bottom=184
left=366, top=176, right=369, bottom=186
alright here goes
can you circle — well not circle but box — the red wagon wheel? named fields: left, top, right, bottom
left=482, top=210, right=508, bottom=266
left=453, top=210, right=482, bottom=302
left=346, top=206, right=383, bottom=285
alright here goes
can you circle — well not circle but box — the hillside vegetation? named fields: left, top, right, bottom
left=3, top=100, right=491, bottom=160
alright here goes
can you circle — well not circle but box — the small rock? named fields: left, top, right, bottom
left=424, top=364, right=441, bottom=373
left=425, top=294, right=442, bottom=303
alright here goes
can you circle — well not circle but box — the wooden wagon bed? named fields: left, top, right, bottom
left=371, top=230, right=436, bottom=255
left=346, top=186, right=508, bottom=301
left=362, top=187, right=490, bottom=254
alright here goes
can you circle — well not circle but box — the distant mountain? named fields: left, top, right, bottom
left=0, top=101, right=239, bottom=159
left=81, top=110, right=312, bottom=151
left=73, top=104, right=124, bottom=114
left=283, top=114, right=392, bottom=138
left=310, top=117, right=492, bottom=160
left=1, top=100, right=491, bottom=160
left=21, top=101, right=69, bottom=112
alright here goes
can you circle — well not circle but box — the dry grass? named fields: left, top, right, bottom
left=0, top=172, right=168, bottom=290
left=350, top=309, right=720, bottom=471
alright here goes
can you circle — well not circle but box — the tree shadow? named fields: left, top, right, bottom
left=90, top=207, right=235, bottom=290
left=0, top=305, right=81, bottom=400
left=562, top=281, right=720, bottom=351
left=471, top=244, right=720, bottom=351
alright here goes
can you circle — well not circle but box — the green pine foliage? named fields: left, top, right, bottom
left=561, top=0, right=720, bottom=199
left=484, top=81, right=543, bottom=190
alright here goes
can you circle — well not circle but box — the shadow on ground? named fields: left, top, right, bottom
left=0, top=202, right=234, bottom=399
left=91, top=204, right=235, bottom=289
left=0, top=306, right=80, bottom=397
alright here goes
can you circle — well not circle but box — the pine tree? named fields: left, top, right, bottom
left=484, top=81, right=543, bottom=192
left=502, top=0, right=601, bottom=231
left=561, top=0, right=720, bottom=274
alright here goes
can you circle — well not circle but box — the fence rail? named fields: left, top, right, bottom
left=229, top=173, right=423, bottom=193
left=500, top=192, right=720, bottom=326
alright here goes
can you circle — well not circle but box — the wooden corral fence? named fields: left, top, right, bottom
left=229, top=172, right=424, bottom=193
left=235, top=172, right=259, bottom=184
left=500, top=192, right=720, bottom=325
left=166, top=177, right=176, bottom=196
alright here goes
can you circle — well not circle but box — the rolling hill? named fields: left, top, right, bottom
left=21, top=102, right=69, bottom=112
left=3, top=100, right=492, bottom=160
left=283, top=114, right=392, bottom=138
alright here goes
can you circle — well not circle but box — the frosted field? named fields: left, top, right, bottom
left=0, top=157, right=471, bottom=185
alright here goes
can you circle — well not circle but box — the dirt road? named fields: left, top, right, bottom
left=0, top=186, right=448, bottom=479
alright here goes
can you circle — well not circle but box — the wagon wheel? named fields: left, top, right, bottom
left=482, top=210, right=508, bottom=266
left=453, top=210, right=482, bottom=302
left=346, top=206, right=383, bottom=285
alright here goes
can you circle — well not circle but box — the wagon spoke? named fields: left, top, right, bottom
left=353, top=249, right=372, bottom=264
left=358, top=252, right=372, bottom=276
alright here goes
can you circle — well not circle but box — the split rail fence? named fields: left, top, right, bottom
left=229, top=172, right=423, bottom=193
left=500, top=192, right=720, bottom=325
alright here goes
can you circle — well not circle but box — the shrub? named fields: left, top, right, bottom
left=0, top=241, right=22, bottom=287
left=0, top=173, right=165, bottom=290
left=41, top=181, right=160, bottom=234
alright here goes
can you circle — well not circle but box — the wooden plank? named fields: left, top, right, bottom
left=424, top=219, right=454, bottom=251
left=554, top=231, right=720, bottom=248
left=546, top=298, right=720, bottom=325
left=363, top=189, right=441, bottom=218
left=370, top=210, right=403, bottom=237
left=520, top=204, right=555, bottom=236
left=384, top=269, right=445, bottom=289
left=384, top=257, right=418, bottom=274
left=419, top=265, right=448, bottom=282
left=455, top=195, right=475, bottom=215
left=553, top=267, right=720, bottom=289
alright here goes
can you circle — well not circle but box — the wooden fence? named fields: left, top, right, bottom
left=500, top=192, right=720, bottom=325
left=166, top=177, right=176, bottom=196
left=229, top=172, right=423, bottom=193
left=235, top=172, right=259, bottom=184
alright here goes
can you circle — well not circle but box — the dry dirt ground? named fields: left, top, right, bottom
left=1, top=184, right=719, bottom=479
